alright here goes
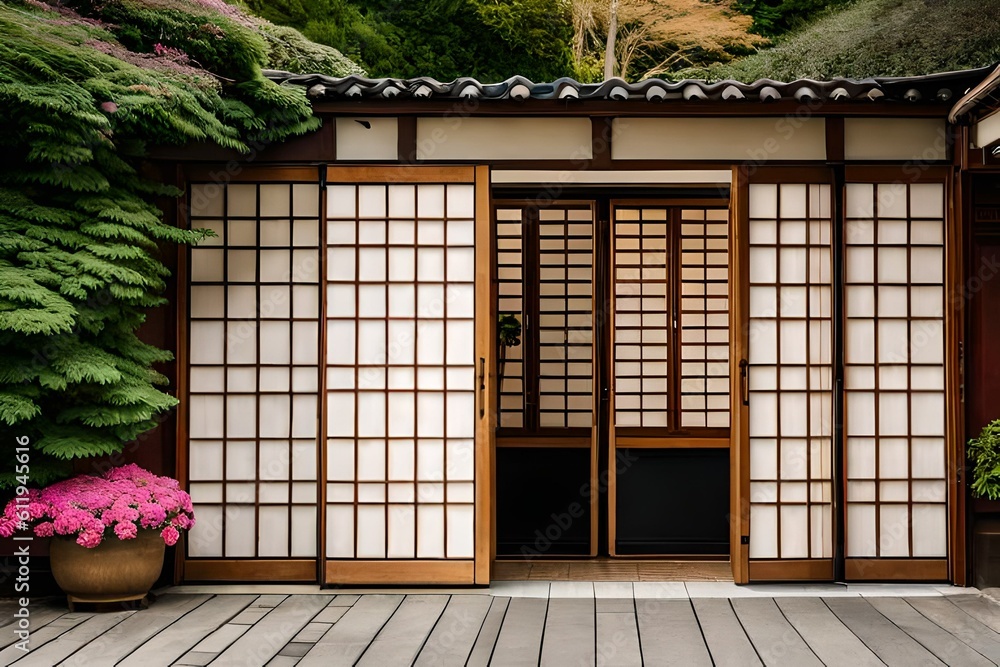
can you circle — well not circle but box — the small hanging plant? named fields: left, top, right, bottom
left=969, top=419, right=1000, bottom=500
left=497, top=313, right=522, bottom=393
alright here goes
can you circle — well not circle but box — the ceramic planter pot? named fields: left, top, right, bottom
left=49, top=529, right=164, bottom=608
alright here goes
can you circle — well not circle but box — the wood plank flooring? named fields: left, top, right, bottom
left=2, top=591, right=1000, bottom=665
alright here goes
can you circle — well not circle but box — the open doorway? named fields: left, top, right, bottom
left=492, top=194, right=732, bottom=563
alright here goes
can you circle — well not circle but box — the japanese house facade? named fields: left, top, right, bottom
left=148, top=64, right=1000, bottom=586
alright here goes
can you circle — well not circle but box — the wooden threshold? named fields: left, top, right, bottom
left=493, top=558, right=733, bottom=582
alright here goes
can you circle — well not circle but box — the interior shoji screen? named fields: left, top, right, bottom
left=844, top=182, right=948, bottom=563
left=186, top=181, right=321, bottom=564
left=613, top=207, right=671, bottom=428
left=747, top=184, right=834, bottom=564
left=679, top=208, right=730, bottom=429
left=325, top=180, right=477, bottom=565
left=538, top=205, right=594, bottom=429
left=496, top=206, right=525, bottom=429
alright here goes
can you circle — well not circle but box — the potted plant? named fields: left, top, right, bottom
left=0, top=464, right=195, bottom=609
left=969, top=419, right=1000, bottom=500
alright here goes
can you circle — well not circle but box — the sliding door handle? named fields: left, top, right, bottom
left=739, top=358, right=749, bottom=406
left=479, top=357, right=486, bottom=418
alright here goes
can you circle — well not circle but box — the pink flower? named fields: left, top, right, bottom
left=76, top=529, right=102, bottom=548
left=99, top=101, right=118, bottom=114
left=160, top=526, right=180, bottom=546
left=114, top=522, right=138, bottom=540
left=1, top=465, right=195, bottom=548
left=138, top=503, right=166, bottom=528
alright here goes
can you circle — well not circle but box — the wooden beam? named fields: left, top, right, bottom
left=325, top=560, right=475, bottom=585
left=845, top=559, right=948, bottom=581
left=749, top=559, right=834, bottom=582
left=185, top=560, right=318, bottom=582
left=326, top=165, right=475, bottom=183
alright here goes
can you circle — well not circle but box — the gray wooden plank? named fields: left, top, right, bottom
left=731, top=598, right=822, bottom=667
left=466, top=596, right=510, bottom=667
left=634, top=598, right=712, bottom=667
left=0, top=614, right=90, bottom=666
left=415, top=594, right=493, bottom=667
left=824, top=597, right=945, bottom=667
left=117, top=594, right=257, bottom=667
left=540, top=598, right=596, bottom=667
left=212, top=595, right=329, bottom=666
left=0, top=605, right=69, bottom=650
left=189, top=623, right=250, bottom=653
left=9, top=610, right=133, bottom=667
left=329, top=595, right=361, bottom=607
left=489, top=597, right=548, bottom=667
left=297, top=594, right=403, bottom=667
left=691, top=598, right=762, bottom=667
left=774, top=597, right=883, bottom=667
left=867, top=597, right=994, bottom=667
left=596, top=611, right=642, bottom=667
left=58, top=594, right=211, bottom=666
left=356, top=595, right=449, bottom=666
left=948, top=595, right=1000, bottom=634
left=905, top=596, right=1000, bottom=663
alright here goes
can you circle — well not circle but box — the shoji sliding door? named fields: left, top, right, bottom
left=743, top=176, right=835, bottom=581
left=183, top=170, right=323, bottom=581
left=843, top=171, right=953, bottom=581
left=323, top=166, right=491, bottom=584
left=739, top=167, right=959, bottom=583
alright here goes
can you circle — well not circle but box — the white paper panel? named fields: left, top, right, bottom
left=187, top=505, right=222, bottom=557
left=327, top=505, right=354, bottom=558
left=749, top=505, right=777, bottom=559
left=291, top=506, right=317, bottom=557
left=258, top=507, right=289, bottom=557
left=224, top=505, right=256, bottom=557
left=847, top=504, right=876, bottom=557
left=447, top=505, right=475, bottom=558
left=780, top=506, right=809, bottom=559
left=388, top=505, right=416, bottom=558
left=879, top=505, right=910, bottom=557
left=356, top=505, right=386, bottom=558
left=417, top=505, right=445, bottom=558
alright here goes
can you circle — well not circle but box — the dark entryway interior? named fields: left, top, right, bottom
left=493, top=191, right=731, bottom=560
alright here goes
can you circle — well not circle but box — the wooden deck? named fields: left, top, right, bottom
left=2, top=589, right=1000, bottom=665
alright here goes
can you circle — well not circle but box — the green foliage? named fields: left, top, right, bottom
left=734, top=0, right=852, bottom=37
left=969, top=419, right=1000, bottom=500
left=0, top=0, right=360, bottom=487
left=690, top=0, right=1000, bottom=81
left=498, top=313, right=522, bottom=349
left=244, top=0, right=575, bottom=82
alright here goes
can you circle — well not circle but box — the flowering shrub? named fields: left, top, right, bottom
left=0, top=464, right=195, bottom=548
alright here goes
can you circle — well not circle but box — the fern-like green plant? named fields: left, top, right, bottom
left=0, top=0, right=361, bottom=487
left=969, top=419, right=1000, bottom=500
